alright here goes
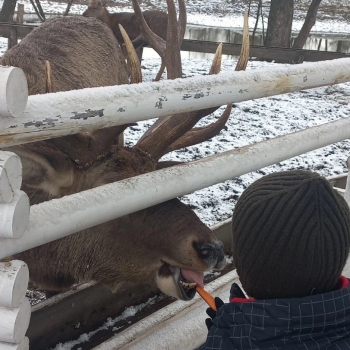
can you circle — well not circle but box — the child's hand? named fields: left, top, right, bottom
left=205, top=297, right=224, bottom=330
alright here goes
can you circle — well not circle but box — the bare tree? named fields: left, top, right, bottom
left=265, top=0, right=294, bottom=48
left=252, top=0, right=263, bottom=45
left=63, top=0, right=74, bottom=16
left=83, top=0, right=168, bottom=80
left=29, top=0, right=45, bottom=22
left=0, top=0, right=17, bottom=22
left=293, top=0, right=322, bottom=49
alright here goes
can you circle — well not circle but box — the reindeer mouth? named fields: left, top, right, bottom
left=157, top=263, right=204, bottom=301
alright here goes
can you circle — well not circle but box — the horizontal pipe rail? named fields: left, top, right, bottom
left=95, top=257, right=350, bottom=350
left=0, top=117, right=349, bottom=259
left=1, top=58, right=350, bottom=147
left=94, top=270, right=240, bottom=350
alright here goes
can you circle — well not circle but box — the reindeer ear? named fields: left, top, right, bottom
left=7, top=142, right=76, bottom=199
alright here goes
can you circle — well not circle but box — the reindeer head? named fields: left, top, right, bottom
left=2, top=0, right=249, bottom=300
left=83, top=0, right=108, bottom=23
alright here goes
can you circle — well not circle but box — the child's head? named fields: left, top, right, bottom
left=232, top=170, right=350, bottom=300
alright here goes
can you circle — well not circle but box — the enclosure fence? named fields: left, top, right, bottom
left=0, top=57, right=350, bottom=349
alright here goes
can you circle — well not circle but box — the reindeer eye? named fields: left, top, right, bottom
left=201, top=250, right=209, bottom=255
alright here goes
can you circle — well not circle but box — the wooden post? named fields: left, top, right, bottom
left=7, top=27, right=18, bottom=49
left=16, top=4, right=25, bottom=24
left=0, top=260, right=29, bottom=308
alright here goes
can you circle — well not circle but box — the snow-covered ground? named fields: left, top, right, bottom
left=139, top=58, right=350, bottom=226
left=1, top=0, right=350, bottom=348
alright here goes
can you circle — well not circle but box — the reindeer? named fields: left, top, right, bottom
left=83, top=0, right=168, bottom=80
left=0, top=0, right=249, bottom=301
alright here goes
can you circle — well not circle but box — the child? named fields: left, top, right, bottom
left=201, top=170, right=350, bottom=350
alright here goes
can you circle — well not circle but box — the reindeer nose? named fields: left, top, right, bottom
left=194, top=240, right=226, bottom=270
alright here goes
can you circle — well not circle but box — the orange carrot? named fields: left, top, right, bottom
left=196, top=286, right=217, bottom=311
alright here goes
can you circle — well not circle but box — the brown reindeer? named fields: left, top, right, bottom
left=0, top=0, right=248, bottom=300
left=83, top=0, right=168, bottom=80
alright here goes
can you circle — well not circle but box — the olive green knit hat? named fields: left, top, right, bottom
left=232, top=170, right=350, bottom=300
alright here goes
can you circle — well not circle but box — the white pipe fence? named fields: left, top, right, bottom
left=94, top=254, right=350, bottom=350
left=0, top=117, right=350, bottom=260
left=0, top=261, right=29, bottom=349
left=1, top=58, right=350, bottom=147
left=0, top=67, right=28, bottom=120
left=0, top=58, right=349, bottom=349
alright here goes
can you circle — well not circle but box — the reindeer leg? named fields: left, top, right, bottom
left=154, top=59, right=166, bottom=81
left=136, top=46, right=143, bottom=64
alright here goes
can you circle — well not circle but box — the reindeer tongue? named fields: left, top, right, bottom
left=181, top=269, right=204, bottom=288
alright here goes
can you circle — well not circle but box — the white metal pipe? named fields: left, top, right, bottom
left=0, top=191, right=30, bottom=239
left=94, top=256, right=350, bottom=350
left=0, top=117, right=349, bottom=259
left=0, top=298, right=30, bottom=344
left=0, top=67, right=28, bottom=121
left=0, top=337, right=29, bottom=350
left=0, top=152, right=22, bottom=204
left=0, top=169, right=11, bottom=204
left=93, top=269, right=240, bottom=350
left=1, top=58, right=350, bottom=147
left=0, top=261, right=29, bottom=308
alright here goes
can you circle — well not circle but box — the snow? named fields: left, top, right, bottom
left=91, top=269, right=240, bottom=350
left=0, top=0, right=350, bottom=348
left=153, top=58, right=350, bottom=226
left=52, top=296, right=158, bottom=350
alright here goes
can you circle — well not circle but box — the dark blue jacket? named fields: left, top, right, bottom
left=200, top=277, right=350, bottom=349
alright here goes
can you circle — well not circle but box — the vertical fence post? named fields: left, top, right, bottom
left=7, top=28, right=17, bottom=49
left=16, top=4, right=24, bottom=24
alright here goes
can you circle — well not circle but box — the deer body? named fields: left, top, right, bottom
left=83, top=1, right=168, bottom=47
left=8, top=140, right=224, bottom=297
left=0, top=16, right=128, bottom=95
left=0, top=13, right=230, bottom=300
left=83, top=0, right=169, bottom=79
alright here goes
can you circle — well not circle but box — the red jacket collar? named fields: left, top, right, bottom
left=230, top=276, right=349, bottom=303
left=336, top=275, right=349, bottom=289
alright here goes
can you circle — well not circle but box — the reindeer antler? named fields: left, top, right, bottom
left=164, top=11, right=250, bottom=153
left=131, top=0, right=186, bottom=81
left=134, top=2, right=249, bottom=161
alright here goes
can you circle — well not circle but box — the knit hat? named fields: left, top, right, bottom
left=232, top=170, right=350, bottom=300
